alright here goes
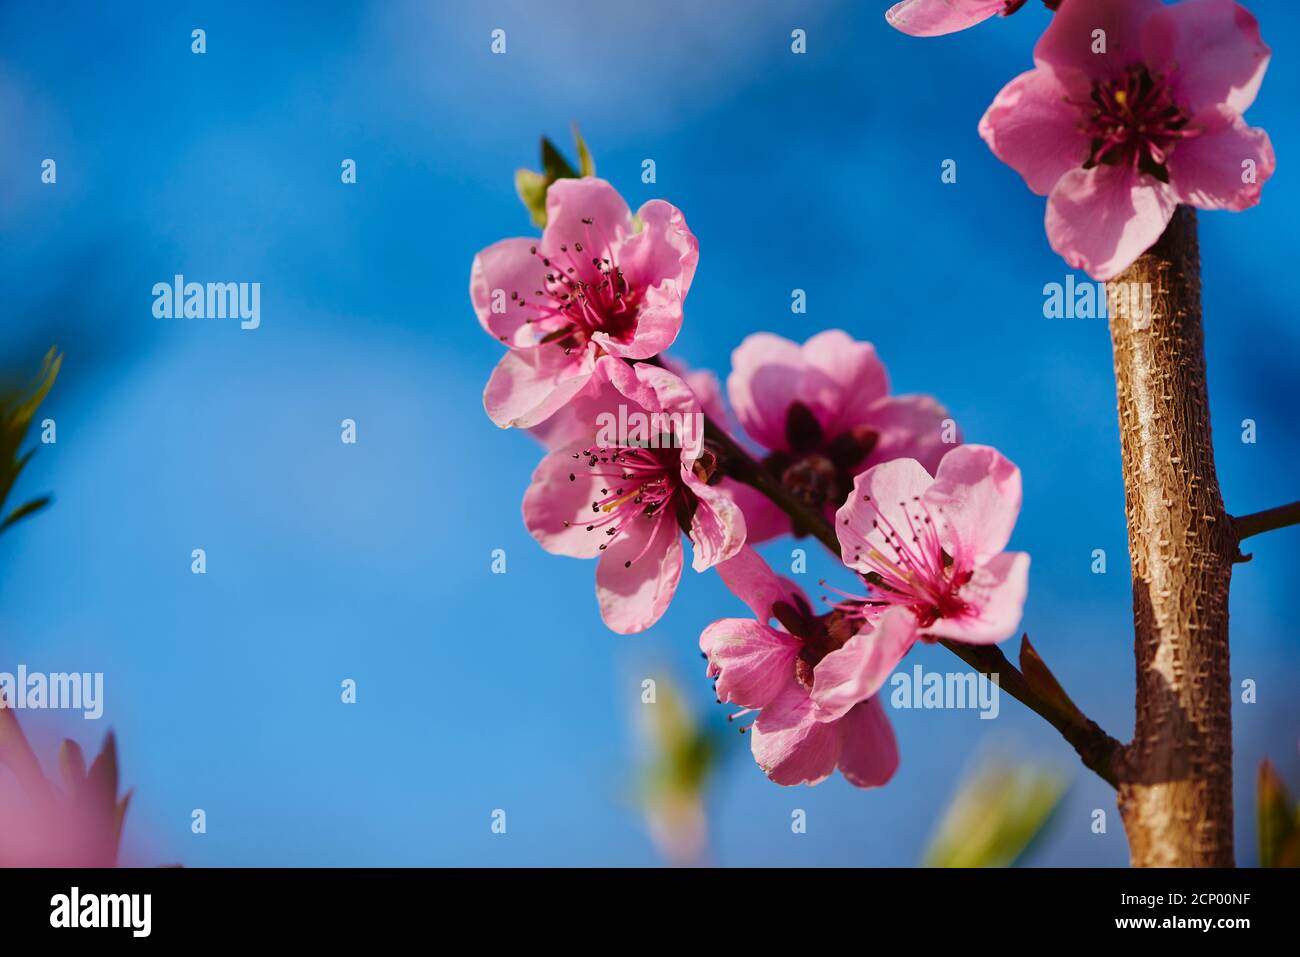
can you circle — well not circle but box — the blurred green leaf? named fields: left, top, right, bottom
left=923, top=761, right=1067, bottom=868
left=1257, top=759, right=1300, bottom=867
left=515, top=125, right=595, bottom=229
left=0, top=346, right=60, bottom=536
left=634, top=674, right=718, bottom=866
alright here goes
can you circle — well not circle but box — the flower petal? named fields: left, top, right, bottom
left=924, top=444, right=1022, bottom=563
left=862, top=394, right=957, bottom=477
left=1142, top=0, right=1270, bottom=115
left=926, top=551, right=1030, bottom=645
left=595, top=514, right=684, bottom=634
left=1169, top=106, right=1274, bottom=211
left=470, top=237, right=548, bottom=345
left=836, top=457, right=935, bottom=577
left=723, top=480, right=791, bottom=544
left=523, top=440, right=613, bottom=559
left=684, top=476, right=747, bottom=572
left=1034, top=0, right=1162, bottom=80
left=1045, top=164, right=1177, bottom=281
left=979, top=67, right=1090, bottom=196
left=835, top=698, right=899, bottom=789
left=727, top=332, right=805, bottom=452
left=885, top=0, right=1005, bottom=38
left=750, top=681, right=842, bottom=787
left=799, top=329, right=891, bottom=438
left=540, top=178, right=635, bottom=264
left=484, top=347, right=596, bottom=429
left=699, top=618, right=800, bottom=710
left=714, top=545, right=807, bottom=621
left=811, top=610, right=918, bottom=722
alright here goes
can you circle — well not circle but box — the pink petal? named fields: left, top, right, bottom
left=727, top=333, right=804, bottom=452
left=750, top=681, right=842, bottom=787
left=811, top=610, right=918, bottom=722
left=885, top=0, right=1005, bottom=38
left=862, top=394, right=957, bottom=477
left=684, top=476, right=747, bottom=572
left=595, top=514, right=684, bottom=634
left=800, top=330, right=891, bottom=438
left=714, top=545, right=807, bottom=621
left=540, top=178, right=635, bottom=264
left=1034, top=0, right=1162, bottom=80
left=618, top=199, right=699, bottom=302
left=926, top=551, right=1030, bottom=645
left=835, top=698, right=899, bottom=789
left=979, top=67, right=1090, bottom=196
left=470, top=237, right=548, bottom=345
left=723, top=480, right=791, bottom=544
left=483, top=347, right=596, bottom=429
left=1170, top=106, right=1275, bottom=212
left=924, top=444, right=1022, bottom=564
left=523, top=440, right=613, bottom=559
left=1045, top=164, right=1178, bottom=281
left=1142, top=0, right=1270, bottom=115
left=662, top=357, right=727, bottom=425
left=836, top=457, right=935, bottom=577
left=699, top=618, right=800, bottom=710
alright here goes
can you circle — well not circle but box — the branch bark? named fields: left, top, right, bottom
left=1107, top=206, right=1236, bottom=867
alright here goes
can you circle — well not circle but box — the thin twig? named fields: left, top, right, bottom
left=1233, top=500, right=1300, bottom=543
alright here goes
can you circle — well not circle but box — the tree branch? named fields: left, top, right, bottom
left=1233, top=500, right=1300, bottom=543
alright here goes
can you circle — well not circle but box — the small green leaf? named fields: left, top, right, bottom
left=1257, top=759, right=1298, bottom=867
left=513, top=127, right=596, bottom=229
left=0, top=347, right=60, bottom=537
left=572, top=122, right=595, bottom=177
left=923, top=761, right=1067, bottom=868
left=514, top=168, right=550, bottom=230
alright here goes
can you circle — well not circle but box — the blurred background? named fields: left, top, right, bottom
left=0, top=0, right=1296, bottom=866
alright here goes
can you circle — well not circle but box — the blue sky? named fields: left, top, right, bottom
left=0, top=0, right=1297, bottom=866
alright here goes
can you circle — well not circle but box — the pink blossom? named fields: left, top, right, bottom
left=0, top=707, right=132, bottom=867
left=523, top=357, right=744, bottom=634
left=726, top=329, right=957, bottom=542
left=700, top=547, right=901, bottom=788
left=886, top=0, right=1022, bottom=37
left=979, top=0, right=1273, bottom=280
left=833, top=445, right=1030, bottom=687
left=472, top=177, right=699, bottom=429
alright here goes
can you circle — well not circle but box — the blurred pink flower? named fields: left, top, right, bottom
left=831, top=445, right=1030, bottom=697
left=524, top=357, right=744, bottom=634
left=0, top=707, right=131, bottom=867
left=886, top=0, right=1023, bottom=37
left=726, top=330, right=956, bottom=542
left=472, top=177, right=698, bottom=429
left=700, top=547, right=900, bottom=788
left=979, top=0, right=1273, bottom=279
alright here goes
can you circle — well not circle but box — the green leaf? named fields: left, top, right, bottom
left=0, top=346, right=60, bottom=537
left=514, top=168, right=550, bottom=230
left=572, top=122, right=595, bottom=177
left=513, top=126, right=595, bottom=229
left=1257, top=759, right=1298, bottom=867
left=923, top=761, right=1067, bottom=868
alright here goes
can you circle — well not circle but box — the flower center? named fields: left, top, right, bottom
left=566, top=440, right=689, bottom=567
left=847, top=494, right=971, bottom=629
left=764, top=401, right=878, bottom=511
left=1078, top=64, right=1199, bottom=182
left=518, top=218, right=640, bottom=355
